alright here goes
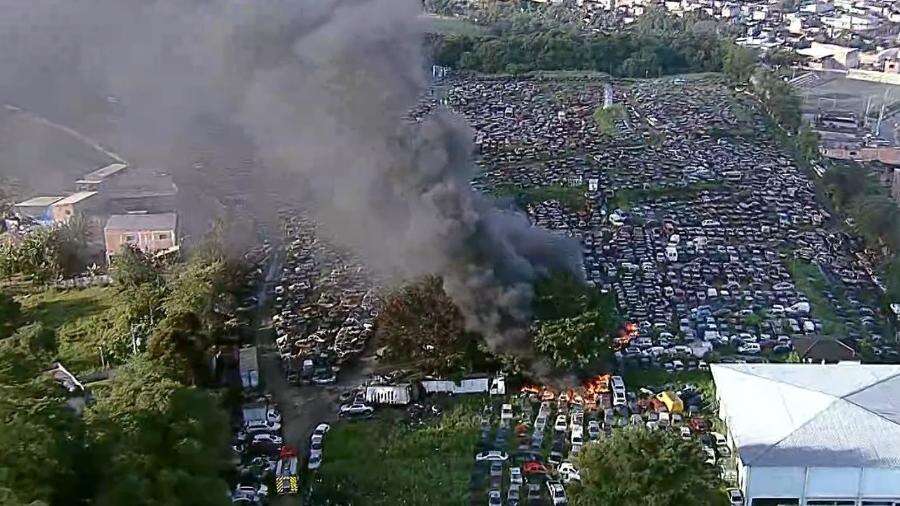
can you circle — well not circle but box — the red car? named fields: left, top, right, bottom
left=689, top=417, right=709, bottom=434
left=523, top=461, right=548, bottom=475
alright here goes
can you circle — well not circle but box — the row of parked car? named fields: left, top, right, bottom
left=415, top=74, right=890, bottom=374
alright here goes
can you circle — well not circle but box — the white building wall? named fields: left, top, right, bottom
left=860, top=468, right=900, bottom=498
left=745, top=466, right=900, bottom=504
left=806, top=467, right=861, bottom=498
left=746, top=466, right=805, bottom=499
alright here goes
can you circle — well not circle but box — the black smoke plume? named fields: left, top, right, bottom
left=0, top=0, right=582, bottom=359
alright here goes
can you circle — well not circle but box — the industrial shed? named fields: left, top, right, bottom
left=711, top=363, right=900, bottom=506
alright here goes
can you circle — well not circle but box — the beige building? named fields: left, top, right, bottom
left=50, top=191, right=101, bottom=223
left=104, top=213, right=178, bottom=262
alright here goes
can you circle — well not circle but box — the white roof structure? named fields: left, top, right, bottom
left=712, top=363, right=900, bottom=468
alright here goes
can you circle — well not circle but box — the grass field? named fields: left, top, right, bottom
left=493, top=183, right=587, bottom=212
left=787, top=259, right=847, bottom=336
left=309, top=398, right=483, bottom=505
left=15, top=286, right=113, bottom=332
left=609, top=181, right=724, bottom=210
left=426, top=16, right=487, bottom=37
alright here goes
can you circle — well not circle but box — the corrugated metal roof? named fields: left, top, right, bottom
left=105, top=212, right=177, bottom=231
left=712, top=364, right=900, bottom=468
left=80, top=163, right=127, bottom=182
left=54, top=191, right=98, bottom=206
left=14, top=196, right=64, bottom=207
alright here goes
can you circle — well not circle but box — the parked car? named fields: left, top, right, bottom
left=475, top=451, right=509, bottom=462
left=523, top=461, right=547, bottom=475
left=488, top=489, right=502, bottom=506
left=509, top=466, right=523, bottom=485
left=251, top=433, right=283, bottom=447
left=727, top=488, right=744, bottom=505
left=339, top=403, right=374, bottom=417
left=558, top=462, right=581, bottom=483
left=312, top=423, right=331, bottom=437
left=546, top=481, right=567, bottom=505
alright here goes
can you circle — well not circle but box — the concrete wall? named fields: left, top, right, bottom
left=823, top=146, right=900, bottom=165
left=847, top=68, right=900, bottom=85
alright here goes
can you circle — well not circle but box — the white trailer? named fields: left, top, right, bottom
left=420, top=376, right=506, bottom=395
left=365, top=384, right=414, bottom=405
left=239, top=345, right=259, bottom=390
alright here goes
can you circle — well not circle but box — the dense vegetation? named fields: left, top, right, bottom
left=433, top=8, right=729, bottom=77
left=0, top=230, right=249, bottom=505
left=532, top=272, right=619, bottom=370
left=375, top=275, right=489, bottom=375
left=823, top=163, right=900, bottom=304
left=569, top=428, right=727, bottom=506
left=492, top=183, right=587, bottom=212
left=375, top=272, right=618, bottom=375
left=593, top=104, right=624, bottom=136
left=0, top=216, right=95, bottom=283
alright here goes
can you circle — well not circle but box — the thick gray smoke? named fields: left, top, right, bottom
left=0, top=0, right=582, bottom=358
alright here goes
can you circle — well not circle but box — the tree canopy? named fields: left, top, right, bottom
left=532, top=272, right=619, bottom=370
left=569, top=428, right=727, bottom=506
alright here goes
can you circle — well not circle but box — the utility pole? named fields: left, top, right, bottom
left=864, top=95, right=873, bottom=127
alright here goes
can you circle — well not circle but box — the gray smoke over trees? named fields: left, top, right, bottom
left=0, top=0, right=582, bottom=359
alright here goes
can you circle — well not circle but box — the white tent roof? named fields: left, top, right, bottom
left=711, top=364, right=900, bottom=468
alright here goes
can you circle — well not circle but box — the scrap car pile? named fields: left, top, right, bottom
left=273, top=212, right=380, bottom=384
left=419, top=74, right=893, bottom=368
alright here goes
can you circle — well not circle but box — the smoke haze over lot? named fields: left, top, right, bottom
left=0, top=0, right=582, bottom=360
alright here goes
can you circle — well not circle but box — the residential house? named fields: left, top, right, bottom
left=104, top=212, right=178, bottom=262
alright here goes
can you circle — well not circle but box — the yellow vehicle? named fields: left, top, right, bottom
left=656, top=390, right=684, bottom=414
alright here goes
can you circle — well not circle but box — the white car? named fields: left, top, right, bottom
left=475, top=451, right=509, bottom=462
left=509, top=466, right=523, bottom=485
left=488, top=489, right=502, bottom=506
left=727, top=488, right=744, bottom=505
left=546, top=481, right=568, bottom=505
left=339, top=403, right=374, bottom=417
left=703, top=446, right=717, bottom=466
left=711, top=432, right=728, bottom=446
left=738, top=343, right=761, bottom=354
left=312, top=423, right=330, bottom=437
left=307, top=451, right=322, bottom=470
left=554, top=415, right=568, bottom=432
left=680, top=426, right=692, bottom=440
left=501, top=403, right=514, bottom=421
left=245, top=419, right=281, bottom=434
left=558, top=462, right=581, bottom=483
left=251, top=433, right=283, bottom=446
left=610, top=376, right=625, bottom=390
left=587, top=420, right=600, bottom=440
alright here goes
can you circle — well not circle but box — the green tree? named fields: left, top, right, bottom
left=569, top=428, right=727, bottom=506
left=87, top=368, right=230, bottom=506
left=797, top=125, right=820, bottom=162
left=111, top=245, right=164, bottom=289
left=375, top=275, right=478, bottom=375
left=532, top=272, right=619, bottom=369
left=723, top=43, right=758, bottom=83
